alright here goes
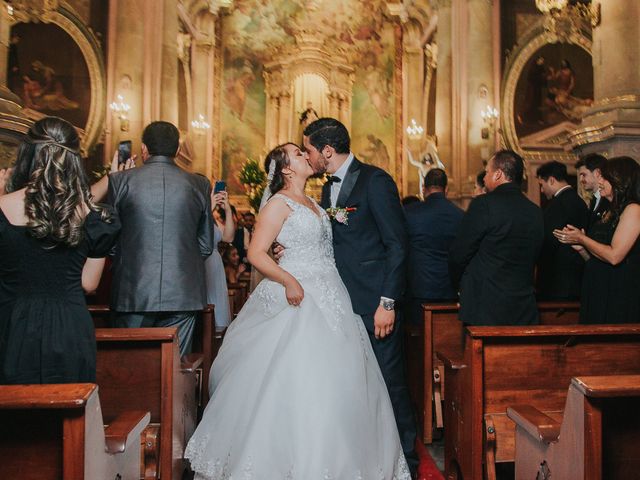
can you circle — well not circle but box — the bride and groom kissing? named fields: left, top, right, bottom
left=186, top=118, right=419, bottom=479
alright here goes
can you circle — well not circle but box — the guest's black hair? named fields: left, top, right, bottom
left=575, top=153, right=607, bottom=172
left=424, top=168, right=447, bottom=189
left=142, top=121, right=180, bottom=157
left=536, top=161, right=569, bottom=182
left=491, top=149, right=524, bottom=185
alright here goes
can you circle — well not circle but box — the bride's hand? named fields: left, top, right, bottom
left=284, top=278, right=304, bottom=307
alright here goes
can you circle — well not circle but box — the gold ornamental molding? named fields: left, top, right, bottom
left=8, top=1, right=106, bottom=157
left=501, top=18, right=592, bottom=156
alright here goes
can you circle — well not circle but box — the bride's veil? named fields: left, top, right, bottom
left=249, top=160, right=276, bottom=292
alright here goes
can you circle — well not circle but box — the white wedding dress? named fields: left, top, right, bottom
left=185, top=194, right=410, bottom=480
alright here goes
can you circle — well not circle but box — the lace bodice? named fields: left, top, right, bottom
left=271, top=193, right=334, bottom=276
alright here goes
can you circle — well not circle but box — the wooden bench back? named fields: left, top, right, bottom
left=412, top=301, right=579, bottom=443
left=509, top=375, right=640, bottom=480
left=95, top=328, right=177, bottom=424
left=0, top=383, right=148, bottom=480
left=95, top=327, right=197, bottom=480
left=447, top=324, right=640, bottom=479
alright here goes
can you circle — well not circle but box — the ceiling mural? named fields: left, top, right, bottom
left=224, top=0, right=391, bottom=64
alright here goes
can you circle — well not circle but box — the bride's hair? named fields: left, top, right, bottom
left=264, top=143, right=297, bottom=195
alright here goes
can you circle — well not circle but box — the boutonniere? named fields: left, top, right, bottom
left=326, top=207, right=357, bottom=225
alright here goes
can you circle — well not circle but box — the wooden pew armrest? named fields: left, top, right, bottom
left=436, top=351, right=466, bottom=370
left=105, top=410, right=151, bottom=454
left=507, top=405, right=560, bottom=443
left=181, top=353, right=204, bottom=372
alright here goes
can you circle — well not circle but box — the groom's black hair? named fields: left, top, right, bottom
left=303, top=118, right=350, bottom=154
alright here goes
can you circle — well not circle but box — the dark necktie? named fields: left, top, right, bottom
left=326, top=175, right=342, bottom=185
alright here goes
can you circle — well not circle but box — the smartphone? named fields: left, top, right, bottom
left=214, top=180, right=226, bottom=193
left=118, top=140, right=132, bottom=165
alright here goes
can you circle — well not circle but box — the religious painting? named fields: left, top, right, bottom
left=221, top=0, right=397, bottom=194
left=8, top=22, right=91, bottom=130
left=514, top=43, right=593, bottom=138
left=350, top=22, right=395, bottom=172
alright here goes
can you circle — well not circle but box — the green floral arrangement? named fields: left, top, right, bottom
left=239, top=158, right=267, bottom=213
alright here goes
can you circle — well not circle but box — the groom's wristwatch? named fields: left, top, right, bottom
left=380, top=297, right=395, bottom=311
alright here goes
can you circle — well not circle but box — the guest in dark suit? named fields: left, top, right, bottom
left=576, top=153, right=609, bottom=229
left=535, top=161, right=589, bottom=300
left=449, top=150, right=544, bottom=326
left=404, top=168, right=463, bottom=325
left=303, top=118, right=418, bottom=475
left=108, top=121, right=215, bottom=355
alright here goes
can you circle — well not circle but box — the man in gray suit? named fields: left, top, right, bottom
left=108, top=121, right=215, bottom=355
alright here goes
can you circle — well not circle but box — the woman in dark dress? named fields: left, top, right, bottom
left=555, top=157, right=640, bottom=324
left=0, top=117, right=120, bottom=384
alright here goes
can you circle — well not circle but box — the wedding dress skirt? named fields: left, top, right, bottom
left=185, top=194, right=410, bottom=480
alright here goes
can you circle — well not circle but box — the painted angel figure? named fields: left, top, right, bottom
left=407, top=139, right=445, bottom=197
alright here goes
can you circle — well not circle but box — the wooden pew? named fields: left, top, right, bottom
left=438, top=324, right=640, bottom=480
left=88, top=304, right=218, bottom=404
left=227, top=281, right=249, bottom=316
left=0, top=383, right=149, bottom=480
left=95, top=328, right=202, bottom=480
left=407, top=302, right=580, bottom=444
left=508, top=374, right=640, bottom=480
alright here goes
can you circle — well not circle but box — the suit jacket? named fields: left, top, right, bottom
left=320, top=158, right=408, bottom=323
left=404, top=192, right=463, bottom=300
left=449, top=182, right=544, bottom=326
left=537, top=187, right=589, bottom=300
left=108, top=156, right=215, bottom=312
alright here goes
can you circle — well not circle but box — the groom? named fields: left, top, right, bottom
left=303, top=118, right=419, bottom=475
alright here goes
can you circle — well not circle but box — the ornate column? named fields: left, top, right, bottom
left=188, top=9, right=217, bottom=178
left=402, top=23, right=424, bottom=195
left=277, top=90, right=292, bottom=144
left=159, top=0, right=179, bottom=124
left=105, top=0, right=145, bottom=162
left=434, top=0, right=453, bottom=185
left=465, top=0, right=496, bottom=181
left=569, top=1, right=640, bottom=158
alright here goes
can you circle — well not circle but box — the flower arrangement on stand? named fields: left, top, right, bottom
left=239, top=158, right=267, bottom=213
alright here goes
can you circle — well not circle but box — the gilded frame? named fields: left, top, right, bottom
left=501, top=19, right=592, bottom=157
left=10, top=3, right=106, bottom=156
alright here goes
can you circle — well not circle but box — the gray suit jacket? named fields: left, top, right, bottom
left=108, top=156, right=214, bottom=312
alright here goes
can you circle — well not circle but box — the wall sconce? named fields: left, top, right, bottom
left=480, top=105, right=499, bottom=139
left=109, top=94, right=131, bottom=132
left=406, top=118, right=424, bottom=141
left=191, top=114, right=211, bottom=135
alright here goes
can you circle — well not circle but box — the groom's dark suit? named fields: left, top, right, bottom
left=321, top=157, right=418, bottom=472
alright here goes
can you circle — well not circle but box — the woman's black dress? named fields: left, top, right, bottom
left=0, top=208, right=120, bottom=384
left=580, top=214, right=640, bottom=324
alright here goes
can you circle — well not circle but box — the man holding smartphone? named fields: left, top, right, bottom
left=107, top=121, right=215, bottom=355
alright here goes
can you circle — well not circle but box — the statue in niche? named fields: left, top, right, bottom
left=406, top=139, right=445, bottom=197
left=298, top=101, right=319, bottom=144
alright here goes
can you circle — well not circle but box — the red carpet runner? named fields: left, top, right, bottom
left=416, top=439, right=445, bottom=480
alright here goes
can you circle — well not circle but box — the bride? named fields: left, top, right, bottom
left=185, top=143, right=410, bottom=479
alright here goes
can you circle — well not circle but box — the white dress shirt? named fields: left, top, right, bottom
left=330, top=152, right=355, bottom=208
left=592, top=189, right=602, bottom=211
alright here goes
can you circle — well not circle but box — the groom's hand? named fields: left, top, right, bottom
left=374, top=306, right=395, bottom=339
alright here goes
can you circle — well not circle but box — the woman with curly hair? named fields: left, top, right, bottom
left=555, top=156, right=640, bottom=323
left=0, top=116, right=121, bottom=384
